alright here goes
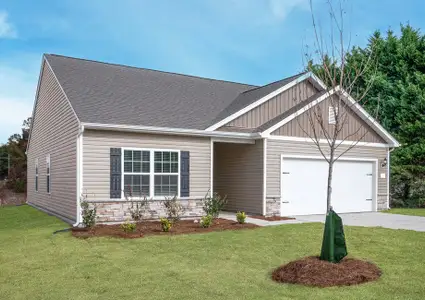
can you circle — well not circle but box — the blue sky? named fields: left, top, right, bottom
left=0, top=0, right=423, bottom=143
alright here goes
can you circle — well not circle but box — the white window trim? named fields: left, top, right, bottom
left=121, top=147, right=181, bottom=200
left=35, top=158, right=39, bottom=192
left=46, top=154, right=51, bottom=194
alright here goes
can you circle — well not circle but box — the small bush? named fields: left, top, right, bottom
left=200, top=215, right=213, bottom=228
left=160, top=218, right=172, bottom=232
left=162, top=195, right=185, bottom=223
left=81, top=198, right=96, bottom=228
left=236, top=211, right=246, bottom=224
left=202, top=192, right=228, bottom=219
left=121, top=221, right=137, bottom=233
left=14, top=179, right=25, bottom=193
left=124, top=187, right=150, bottom=221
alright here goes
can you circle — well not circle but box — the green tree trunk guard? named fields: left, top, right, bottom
left=320, top=209, right=348, bottom=263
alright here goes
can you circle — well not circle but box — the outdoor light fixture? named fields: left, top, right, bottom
left=381, top=158, right=387, bottom=168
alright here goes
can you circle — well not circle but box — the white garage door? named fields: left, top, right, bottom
left=280, top=157, right=375, bottom=216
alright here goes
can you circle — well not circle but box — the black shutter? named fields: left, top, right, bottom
left=110, top=148, right=122, bottom=199
left=180, top=151, right=190, bottom=197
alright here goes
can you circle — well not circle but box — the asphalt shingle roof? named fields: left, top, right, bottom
left=45, top=54, right=305, bottom=130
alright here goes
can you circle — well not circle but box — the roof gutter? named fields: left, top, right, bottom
left=81, top=122, right=262, bottom=139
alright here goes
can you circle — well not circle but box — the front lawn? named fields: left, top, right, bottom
left=1, top=206, right=425, bottom=300
left=383, top=208, right=425, bottom=217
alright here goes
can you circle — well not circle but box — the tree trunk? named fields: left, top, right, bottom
left=326, top=151, right=335, bottom=213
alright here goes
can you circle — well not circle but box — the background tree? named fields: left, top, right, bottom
left=4, top=117, right=31, bottom=193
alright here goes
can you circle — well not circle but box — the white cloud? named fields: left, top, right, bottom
left=0, top=11, right=17, bottom=38
left=268, top=0, right=309, bottom=21
left=0, top=62, right=38, bottom=142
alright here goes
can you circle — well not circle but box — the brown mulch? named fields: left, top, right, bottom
left=271, top=256, right=381, bottom=287
left=72, top=218, right=259, bottom=239
left=249, top=215, right=295, bottom=221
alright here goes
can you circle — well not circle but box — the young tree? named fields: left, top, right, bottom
left=298, top=0, right=380, bottom=212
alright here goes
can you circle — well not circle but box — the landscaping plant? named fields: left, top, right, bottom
left=200, top=215, right=213, bottom=228
left=124, top=186, right=149, bottom=221
left=160, top=218, right=172, bottom=232
left=202, top=192, right=228, bottom=219
left=236, top=211, right=246, bottom=224
left=121, top=220, right=137, bottom=233
left=80, top=197, right=96, bottom=228
left=162, top=195, right=185, bottom=223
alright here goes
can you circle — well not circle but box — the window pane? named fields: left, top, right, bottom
left=141, top=175, right=150, bottom=185
left=132, top=185, right=141, bottom=196
left=170, top=185, right=178, bottom=196
left=132, top=175, right=141, bottom=185
left=142, top=162, right=150, bottom=173
left=133, top=151, right=142, bottom=161
left=163, top=152, right=170, bottom=161
left=154, top=185, right=161, bottom=195
left=124, top=162, right=132, bottom=172
left=170, top=175, right=178, bottom=185
left=141, top=185, right=149, bottom=196
left=154, top=151, right=162, bottom=162
left=124, top=175, right=131, bottom=185
left=171, top=152, right=178, bottom=162
left=124, top=150, right=132, bottom=161
left=142, top=151, right=150, bottom=161
left=154, top=175, right=161, bottom=185
left=163, top=162, right=170, bottom=173
left=133, top=162, right=142, bottom=172
left=154, top=162, right=162, bottom=173
left=171, top=163, right=178, bottom=173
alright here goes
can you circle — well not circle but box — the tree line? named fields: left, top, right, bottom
left=0, top=117, right=31, bottom=193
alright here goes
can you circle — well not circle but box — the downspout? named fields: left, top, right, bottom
left=73, top=125, right=85, bottom=227
left=387, top=147, right=395, bottom=210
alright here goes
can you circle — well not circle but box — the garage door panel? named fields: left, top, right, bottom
left=281, top=157, right=374, bottom=216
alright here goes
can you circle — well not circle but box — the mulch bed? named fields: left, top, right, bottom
left=72, top=218, right=258, bottom=239
left=249, top=215, right=295, bottom=221
left=271, top=256, right=381, bottom=287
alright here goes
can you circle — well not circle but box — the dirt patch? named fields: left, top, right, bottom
left=72, top=218, right=259, bottom=239
left=249, top=215, right=295, bottom=221
left=272, top=256, right=381, bottom=287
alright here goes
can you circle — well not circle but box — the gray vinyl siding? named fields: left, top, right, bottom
left=213, top=140, right=263, bottom=214
left=27, top=62, right=79, bottom=221
left=82, top=130, right=211, bottom=200
left=272, top=95, right=386, bottom=143
left=219, top=80, right=317, bottom=130
left=266, top=139, right=388, bottom=209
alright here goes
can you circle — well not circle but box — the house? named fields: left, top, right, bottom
left=27, top=54, right=400, bottom=224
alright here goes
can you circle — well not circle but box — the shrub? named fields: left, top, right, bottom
left=236, top=211, right=246, bottom=224
left=121, top=220, right=137, bottom=233
left=202, top=192, right=228, bottom=219
left=162, top=195, right=185, bottom=223
left=124, top=187, right=150, bottom=221
left=391, top=165, right=425, bottom=208
left=200, top=215, right=213, bottom=228
left=160, top=218, right=172, bottom=232
left=80, top=199, right=96, bottom=228
left=14, top=179, right=25, bottom=193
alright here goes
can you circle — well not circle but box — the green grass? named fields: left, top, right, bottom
left=1, top=206, right=425, bottom=300
left=383, top=208, right=425, bottom=217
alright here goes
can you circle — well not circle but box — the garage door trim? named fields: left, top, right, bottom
left=280, top=154, right=378, bottom=216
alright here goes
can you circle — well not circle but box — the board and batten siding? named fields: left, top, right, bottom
left=219, top=80, right=318, bottom=130
left=266, top=139, right=389, bottom=210
left=82, top=130, right=211, bottom=200
left=271, top=95, right=386, bottom=143
left=27, top=62, right=79, bottom=221
left=213, top=140, right=264, bottom=214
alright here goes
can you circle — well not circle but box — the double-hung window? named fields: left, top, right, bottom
left=154, top=151, right=179, bottom=197
left=46, top=155, right=51, bottom=193
left=122, top=149, right=179, bottom=198
left=123, top=150, right=150, bottom=197
left=35, top=158, right=38, bottom=192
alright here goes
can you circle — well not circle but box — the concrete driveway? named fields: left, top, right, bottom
left=296, top=212, right=425, bottom=232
